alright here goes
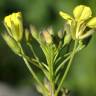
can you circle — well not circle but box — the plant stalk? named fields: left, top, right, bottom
left=55, top=40, right=78, bottom=96
left=18, top=43, right=48, bottom=95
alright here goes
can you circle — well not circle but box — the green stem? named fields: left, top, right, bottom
left=27, top=43, right=38, bottom=60
left=24, top=55, right=42, bottom=69
left=55, top=40, right=78, bottom=96
left=27, top=43, right=44, bottom=68
left=18, top=43, right=48, bottom=94
left=55, top=56, right=70, bottom=75
left=23, top=57, right=43, bottom=88
left=50, top=57, right=55, bottom=95
left=47, top=45, right=55, bottom=96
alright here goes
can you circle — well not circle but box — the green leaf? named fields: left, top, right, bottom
left=40, top=44, right=49, bottom=64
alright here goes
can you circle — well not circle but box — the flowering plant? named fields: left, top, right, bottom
left=2, top=5, right=96, bottom=96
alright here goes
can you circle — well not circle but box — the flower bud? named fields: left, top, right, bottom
left=42, top=30, right=52, bottom=44
left=58, top=30, right=64, bottom=39
left=2, top=33, right=21, bottom=55
left=25, top=29, right=31, bottom=42
left=4, top=12, right=23, bottom=42
left=64, top=34, right=71, bottom=45
left=30, top=25, right=40, bottom=42
left=47, top=26, right=54, bottom=35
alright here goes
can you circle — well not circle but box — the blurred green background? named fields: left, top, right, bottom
left=0, top=0, right=96, bottom=96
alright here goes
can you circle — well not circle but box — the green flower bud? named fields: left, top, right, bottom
left=47, top=26, right=54, bottom=35
left=58, top=30, right=64, bottom=39
left=30, top=26, right=40, bottom=42
left=25, top=29, right=31, bottom=42
left=2, top=33, right=21, bottom=55
left=64, top=34, right=71, bottom=45
left=42, top=30, right=52, bottom=44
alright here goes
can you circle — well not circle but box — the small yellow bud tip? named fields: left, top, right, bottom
left=4, top=12, right=22, bottom=28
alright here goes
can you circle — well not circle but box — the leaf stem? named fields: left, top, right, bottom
left=18, top=43, right=48, bottom=94
left=55, top=56, right=70, bottom=75
left=55, top=40, right=78, bottom=96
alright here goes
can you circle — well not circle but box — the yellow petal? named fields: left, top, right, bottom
left=87, top=17, right=96, bottom=28
left=4, top=15, right=11, bottom=28
left=73, top=5, right=92, bottom=21
left=59, top=11, right=72, bottom=20
left=11, top=12, right=22, bottom=26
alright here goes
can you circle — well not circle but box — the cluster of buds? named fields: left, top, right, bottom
left=59, top=5, right=96, bottom=41
left=30, top=26, right=53, bottom=45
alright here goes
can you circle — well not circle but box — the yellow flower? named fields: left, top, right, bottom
left=4, top=12, right=23, bottom=41
left=59, top=5, right=96, bottom=40
left=60, top=5, right=92, bottom=23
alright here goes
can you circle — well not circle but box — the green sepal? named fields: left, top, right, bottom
left=2, top=33, right=21, bottom=56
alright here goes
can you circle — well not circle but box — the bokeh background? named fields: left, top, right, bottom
left=0, top=0, right=96, bottom=96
